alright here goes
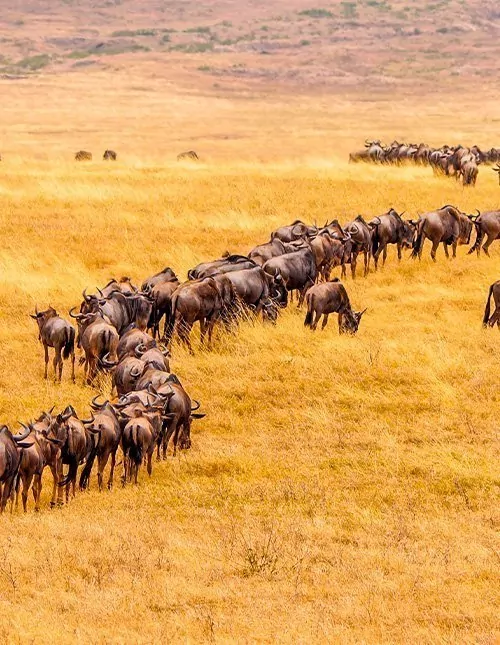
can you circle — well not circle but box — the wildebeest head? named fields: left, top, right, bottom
left=339, top=308, right=366, bottom=335
left=30, top=306, right=58, bottom=332
left=270, top=272, right=288, bottom=307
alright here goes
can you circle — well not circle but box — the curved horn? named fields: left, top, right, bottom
left=13, top=426, right=31, bottom=442
left=191, top=400, right=201, bottom=412
left=134, top=343, right=147, bottom=358
left=90, top=395, right=106, bottom=409
left=69, top=306, right=82, bottom=319
left=101, top=353, right=117, bottom=368
left=129, top=365, right=142, bottom=378
left=82, top=288, right=91, bottom=302
left=97, top=287, right=104, bottom=297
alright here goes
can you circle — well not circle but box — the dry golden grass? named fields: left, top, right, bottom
left=0, top=67, right=499, bottom=643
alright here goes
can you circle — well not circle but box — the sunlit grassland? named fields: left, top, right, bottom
left=0, top=155, right=498, bottom=643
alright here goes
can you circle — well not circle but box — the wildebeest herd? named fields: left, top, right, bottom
left=70, top=150, right=200, bottom=162
left=0, top=204, right=498, bottom=514
left=349, top=140, right=500, bottom=187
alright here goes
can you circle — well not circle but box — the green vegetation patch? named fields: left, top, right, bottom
left=16, top=54, right=51, bottom=70
left=111, top=29, right=157, bottom=37
left=299, top=8, right=334, bottom=18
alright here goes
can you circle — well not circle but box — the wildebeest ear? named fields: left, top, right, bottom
left=191, top=413, right=206, bottom=419
left=358, top=308, right=367, bottom=318
left=30, top=314, right=38, bottom=319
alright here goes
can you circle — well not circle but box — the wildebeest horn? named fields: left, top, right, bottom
left=101, top=353, right=118, bottom=368
left=134, top=343, right=147, bottom=357
left=147, top=384, right=159, bottom=396
left=69, top=306, right=82, bottom=319
left=80, top=414, right=95, bottom=424
left=90, top=395, right=106, bottom=409
left=82, top=288, right=91, bottom=302
left=129, top=365, right=142, bottom=378
left=191, top=400, right=201, bottom=412
left=35, top=304, right=39, bottom=315
left=13, top=426, right=31, bottom=442
left=400, top=211, right=406, bottom=217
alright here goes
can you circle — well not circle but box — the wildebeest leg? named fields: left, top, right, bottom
left=44, top=343, right=49, bottom=379
left=49, top=463, right=59, bottom=507
left=363, top=250, right=370, bottom=276
left=338, top=313, right=343, bottom=334
left=97, top=452, right=109, bottom=492
left=311, top=309, right=321, bottom=331
left=107, top=451, right=116, bottom=489
left=452, top=240, right=458, bottom=259
left=443, top=243, right=450, bottom=259
left=22, top=473, right=33, bottom=512
left=163, top=415, right=179, bottom=459
left=33, top=473, right=42, bottom=512
left=351, top=251, right=358, bottom=279
left=321, top=314, right=329, bottom=330
left=178, top=320, right=194, bottom=354
left=147, top=451, right=153, bottom=476
left=53, top=348, right=60, bottom=382
left=384, top=246, right=389, bottom=264
left=430, top=240, right=439, bottom=262
left=298, top=280, right=314, bottom=308
left=199, top=318, right=207, bottom=346
left=70, top=348, right=75, bottom=383
left=396, top=243, right=402, bottom=262
left=482, top=233, right=496, bottom=257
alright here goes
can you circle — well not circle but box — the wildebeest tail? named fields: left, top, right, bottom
left=163, top=295, right=175, bottom=343
left=63, top=326, right=75, bottom=360
left=483, top=283, right=494, bottom=326
left=59, top=456, right=78, bottom=487
left=131, top=425, right=143, bottom=465
left=411, top=220, right=425, bottom=258
left=303, top=293, right=313, bottom=327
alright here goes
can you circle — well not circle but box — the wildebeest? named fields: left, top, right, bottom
left=98, top=277, right=138, bottom=297
left=80, top=289, right=153, bottom=335
left=144, top=272, right=180, bottom=339
left=177, top=150, right=199, bottom=161
left=79, top=401, right=122, bottom=491
left=369, top=208, right=414, bottom=269
left=167, top=278, right=222, bottom=351
left=270, top=221, right=317, bottom=243
left=117, top=325, right=154, bottom=360
left=24, top=412, right=63, bottom=508
left=103, top=149, right=117, bottom=161
left=69, top=310, right=119, bottom=383
left=30, top=307, right=75, bottom=381
left=468, top=210, right=500, bottom=256
left=224, top=266, right=287, bottom=319
left=309, top=232, right=347, bottom=281
left=49, top=406, right=94, bottom=504
left=412, top=205, right=473, bottom=261
left=188, top=255, right=256, bottom=280
left=75, top=150, right=92, bottom=161
left=14, top=422, right=56, bottom=512
left=493, top=163, right=500, bottom=184
left=349, top=139, right=385, bottom=163
left=483, top=281, right=500, bottom=328
left=304, top=279, right=366, bottom=333
left=263, top=247, right=317, bottom=306
left=121, top=409, right=163, bottom=484
left=141, top=267, right=178, bottom=292
left=0, top=425, right=31, bottom=513
left=248, top=239, right=290, bottom=266
left=343, top=215, right=373, bottom=278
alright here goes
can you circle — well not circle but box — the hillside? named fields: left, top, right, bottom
left=1, top=0, right=499, bottom=89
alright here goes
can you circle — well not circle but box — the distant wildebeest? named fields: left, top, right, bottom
left=177, top=150, right=199, bottom=161
left=343, top=215, right=373, bottom=278
left=75, top=150, right=92, bottom=161
left=103, top=149, right=117, bottom=161
left=263, top=247, right=317, bottom=307
left=0, top=425, right=31, bottom=513
left=483, top=280, right=500, bottom=328
left=412, top=205, right=473, bottom=261
left=468, top=210, right=500, bottom=256
left=349, top=139, right=385, bottom=163
left=493, top=163, right=500, bottom=184
left=30, top=307, right=76, bottom=381
left=304, top=279, right=366, bottom=333
left=369, top=208, right=414, bottom=269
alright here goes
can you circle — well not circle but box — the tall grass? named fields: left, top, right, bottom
left=0, top=158, right=498, bottom=642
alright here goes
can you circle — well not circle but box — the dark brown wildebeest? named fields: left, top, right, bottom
left=103, top=149, right=117, bottom=161
left=411, top=205, right=473, bottom=261
left=309, top=232, right=347, bottom=281
left=80, top=289, right=153, bottom=335
left=135, top=342, right=170, bottom=371
left=177, top=150, right=199, bottom=161
left=148, top=277, right=181, bottom=339
left=121, top=410, right=162, bottom=484
left=0, top=425, right=31, bottom=513
left=79, top=401, right=122, bottom=491
left=30, top=307, right=76, bottom=381
left=483, top=281, right=500, bottom=328
left=224, top=266, right=287, bottom=320
left=69, top=310, right=119, bottom=383
left=369, top=208, right=414, bottom=269
left=304, top=279, right=366, bottom=333
left=167, top=278, right=222, bottom=352
left=49, top=406, right=94, bottom=504
left=98, top=277, right=138, bottom=297
left=142, top=267, right=178, bottom=292
left=248, top=239, right=290, bottom=266
left=15, top=423, right=47, bottom=512
left=75, top=150, right=92, bottom=161
left=134, top=366, right=173, bottom=392
left=263, top=247, right=317, bottom=307
left=461, top=159, right=479, bottom=186
left=343, top=215, right=373, bottom=278
left=493, top=163, right=500, bottom=184
left=270, top=220, right=318, bottom=243
left=112, top=356, right=147, bottom=396
left=468, top=210, right=500, bottom=256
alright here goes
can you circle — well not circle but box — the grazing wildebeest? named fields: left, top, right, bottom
left=103, top=149, right=117, bottom=161
left=75, top=150, right=92, bottom=161
left=270, top=221, right=318, bottom=243
left=166, top=278, right=222, bottom=351
left=177, top=150, right=199, bottom=161
left=30, top=307, right=75, bottom=381
left=343, top=215, right=373, bottom=278
left=483, top=281, right=500, bottom=328
left=188, top=255, right=256, bottom=280
left=411, top=205, right=473, bottom=261
left=304, top=279, right=366, bottom=334
left=69, top=310, right=119, bottom=383
left=0, top=426, right=31, bottom=513
left=468, top=210, right=500, bottom=256
left=79, top=402, right=122, bottom=491
left=493, top=163, right=500, bottom=184
left=369, top=208, right=414, bottom=269
left=49, top=406, right=94, bottom=504
left=263, top=247, right=317, bottom=306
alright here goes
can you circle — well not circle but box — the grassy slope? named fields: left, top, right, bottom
left=0, top=156, right=498, bottom=643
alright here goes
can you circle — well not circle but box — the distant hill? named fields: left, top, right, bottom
left=0, top=0, right=499, bottom=89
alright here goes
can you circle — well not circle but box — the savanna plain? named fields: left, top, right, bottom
left=0, top=25, right=499, bottom=645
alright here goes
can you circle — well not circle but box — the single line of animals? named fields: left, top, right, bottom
left=349, top=140, right=500, bottom=187
left=72, top=150, right=198, bottom=162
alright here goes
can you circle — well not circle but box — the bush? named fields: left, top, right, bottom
left=111, top=29, right=157, bottom=37
left=299, top=8, right=334, bottom=18
left=17, top=54, right=50, bottom=70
